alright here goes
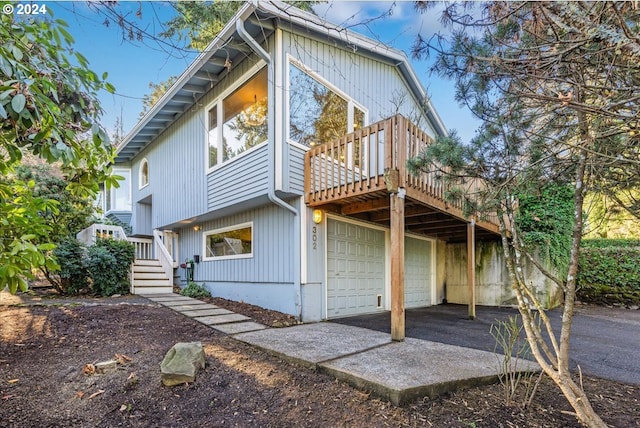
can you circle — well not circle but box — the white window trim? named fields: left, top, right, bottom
left=138, top=158, right=149, bottom=190
left=202, top=221, right=254, bottom=261
left=107, top=167, right=131, bottom=213
left=285, top=54, right=368, bottom=151
left=205, top=61, right=268, bottom=174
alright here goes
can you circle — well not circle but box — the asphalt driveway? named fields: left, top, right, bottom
left=332, top=304, right=640, bottom=385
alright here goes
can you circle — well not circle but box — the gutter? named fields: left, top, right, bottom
left=236, top=18, right=297, bottom=217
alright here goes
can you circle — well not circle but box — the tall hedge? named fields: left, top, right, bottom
left=577, top=241, right=640, bottom=306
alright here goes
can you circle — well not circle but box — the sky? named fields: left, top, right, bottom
left=33, top=1, right=481, bottom=143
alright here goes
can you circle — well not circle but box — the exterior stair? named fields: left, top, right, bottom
left=132, top=259, right=173, bottom=295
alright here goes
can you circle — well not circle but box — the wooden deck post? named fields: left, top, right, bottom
left=390, top=189, right=406, bottom=341
left=467, top=220, right=476, bottom=320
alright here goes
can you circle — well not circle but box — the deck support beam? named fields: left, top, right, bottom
left=390, top=189, right=406, bottom=341
left=467, top=220, right=476, bottom=320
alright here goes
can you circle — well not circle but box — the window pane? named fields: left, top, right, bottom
left=354, top=106, right=365, bottom=130
left=289, top=64, right=348, bottom=147
left=140, top=161, right=149, bottom=187
left=112, top=170, right=131, bottom=211
left=208, top=105, right=218, bottom=168
left=223, top=68, right=268, bottom=161
left=205, top=226, right=252, bottom=258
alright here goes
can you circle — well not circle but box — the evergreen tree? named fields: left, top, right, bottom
left=409, top=2, right=639, bottom=426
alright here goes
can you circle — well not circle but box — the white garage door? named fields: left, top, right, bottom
left=327, top=219, right=385, bottom=318
left=405, top=237, right=433, bottom=308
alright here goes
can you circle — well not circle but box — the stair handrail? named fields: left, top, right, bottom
left=153, top=229, right=175, bottom=285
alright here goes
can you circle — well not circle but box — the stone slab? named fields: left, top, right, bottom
left=234, top=323, right=391, bottom=367
left=213, top=322, right=268, bottom=335
left=179, top=308, right=232, bottom=317
left=168, top=304, right=218, bottom=311
left=320, top=337, right=540, bottom=405
left=194, top=313, right=251, bottom=325
left=159, top=299, right=210, bottom=306
left=146, top=296, right=196, bottom=303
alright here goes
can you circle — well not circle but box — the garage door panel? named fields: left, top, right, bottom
left=405, top=237, right=432, bottom=309
left=327, top=219, right=385, bottom=318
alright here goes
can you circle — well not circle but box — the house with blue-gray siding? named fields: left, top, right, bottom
left=93, top=1, right=561, bottom=338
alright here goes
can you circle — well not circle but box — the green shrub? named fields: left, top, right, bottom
left=581, top=239, right=640, bottom=249
left=577, top=246, right=640, bottom=306
left=87, top=246, right=119, bottom=296
left=87, top=238, right=135, bottom=296
left=52, top=238, right=90, bottom=295
left=181, top=282, right=211, bottom=299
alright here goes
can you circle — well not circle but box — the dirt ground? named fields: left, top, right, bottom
left=1, top=291, right=639, bottom=427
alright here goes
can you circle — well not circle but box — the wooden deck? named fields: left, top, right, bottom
left=304, top=114, right=501, bottom=242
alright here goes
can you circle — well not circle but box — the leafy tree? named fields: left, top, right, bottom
left=410, top=2, right=639, bottom=426
left=15, top=164, right=98, bottom=291
left=139, top=76, right=177, bottom=118
left=161, top=1, right=318, bottom=51
left=1, top=6, right=118, bottom=293
left=138, top=1, right=319, bottom=114
left=585, top=191, right=640, bottom=238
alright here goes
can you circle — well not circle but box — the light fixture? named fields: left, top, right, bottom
left=312, top=209, right=323, bottom=224
left=242, top=95, right=267, bottom=126
left=193, top=225, right=201, bottom=231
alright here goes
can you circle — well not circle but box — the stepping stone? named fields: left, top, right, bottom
left=179, top=308, right=231, bottom=317
left=213, top=322, right=268, bottom=335
left=171, top=304, right=219, bottom=311
left=140, top=294, right=176, bottom=298
left=195, top=314, right=250, bottom=325
left=147, top=296, right=195, bottom=303
left=160, top=299, right=208, bottom=306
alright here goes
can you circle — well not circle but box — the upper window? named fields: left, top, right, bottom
left=139, top=158, right=149, bottom=189
left=106, top=169, right=131, bottom=212
left=203, top=222, right=253, bottom=260
left=288, top=61, right=366, bottom=147
left=207, top=67, right=268, bottom=170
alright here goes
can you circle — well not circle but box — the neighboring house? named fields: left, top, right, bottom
left=89, top=1, right=561, bottom=331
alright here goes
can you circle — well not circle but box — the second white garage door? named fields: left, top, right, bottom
left=327, top=219, right=385, bottom=318
left=404, top=236, right=433, bottom=308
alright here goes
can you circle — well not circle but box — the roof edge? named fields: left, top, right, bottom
left=117, top=1, right=259, bottom=156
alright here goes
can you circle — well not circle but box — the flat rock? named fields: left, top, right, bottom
left=160, top=342, right=205, bottom=386
left=95, top=360, right=117, bottom=373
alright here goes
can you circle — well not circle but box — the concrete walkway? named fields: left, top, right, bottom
left=146, top=294, right=539, bottom=405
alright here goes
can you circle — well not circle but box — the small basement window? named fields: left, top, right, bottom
left=203, top=222, right=253, bottom=260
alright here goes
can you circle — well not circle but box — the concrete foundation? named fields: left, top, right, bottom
left=445, top=241, right=563, bottom=309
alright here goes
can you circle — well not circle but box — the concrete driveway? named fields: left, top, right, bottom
left=332, top=304, right=640, bottom=385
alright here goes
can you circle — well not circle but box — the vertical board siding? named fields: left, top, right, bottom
left=179, top=202, right=295, bottom=284
left=128, top=37, right=274, bottom=229
left=130, top=112, right=208, bottom=229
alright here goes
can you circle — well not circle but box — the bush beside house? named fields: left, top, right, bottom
left=54, top=238, right=135, bottom=296
left=577, top=239, right=640, bottom=307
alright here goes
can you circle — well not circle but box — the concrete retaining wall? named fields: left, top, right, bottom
left=445, top=241, right=563, bottom=309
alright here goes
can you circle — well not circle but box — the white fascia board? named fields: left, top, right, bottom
left=257, top=0, right=448, bottom=137
left=117, top=1, right=259, bottom=155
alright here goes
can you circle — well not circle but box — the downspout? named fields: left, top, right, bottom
left=237, top=18, right=302, bottom=318
left=236, top=19, right=297, bottom=217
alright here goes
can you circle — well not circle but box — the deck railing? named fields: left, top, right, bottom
left=304, top=114, right=500, bottom=227
left=304, top=114, right=450, bottom=204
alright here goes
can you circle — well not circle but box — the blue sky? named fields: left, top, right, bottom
left=42, top=1, right=480, bottom=142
